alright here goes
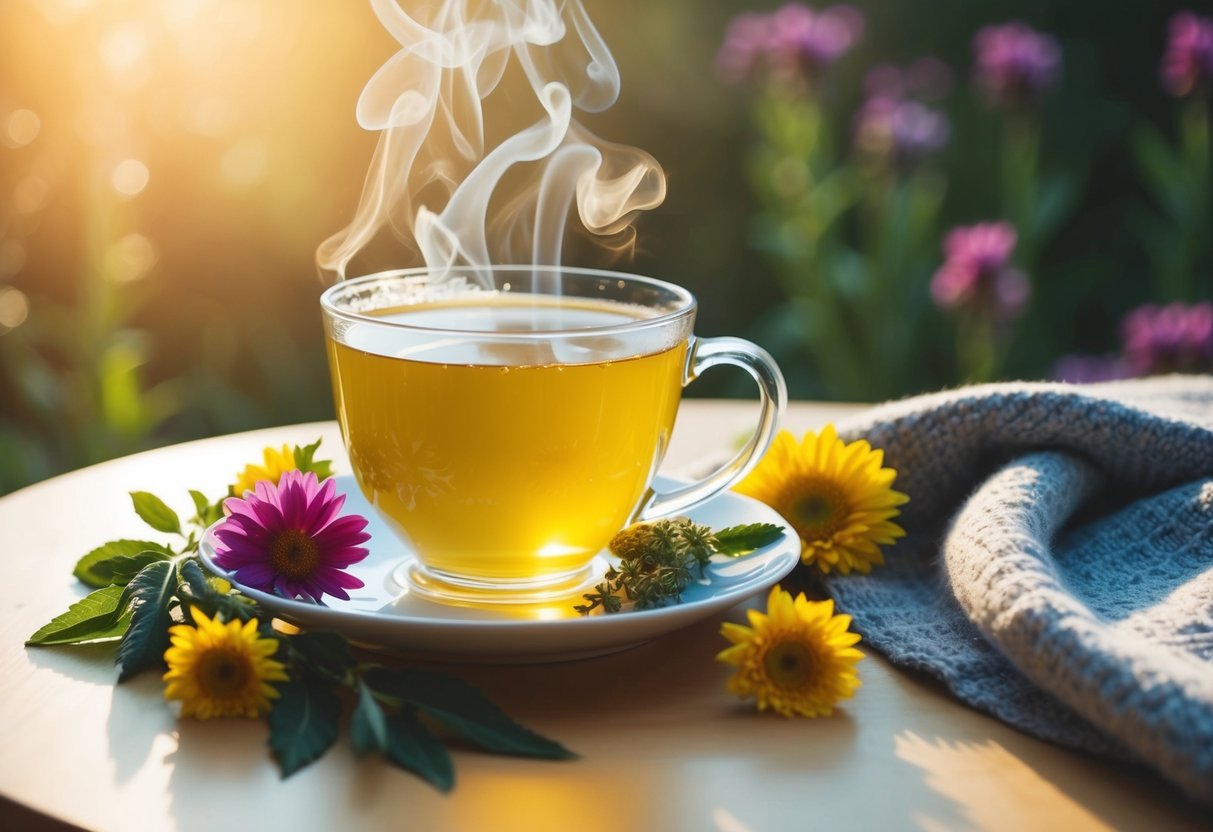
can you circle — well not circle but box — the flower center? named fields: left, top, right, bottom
left=269, top=528, right=320, bottom=578
left=196, top=648, right=251, bottom=699
left=787, top=478, right=849, bottom=542
left=763, top=640, right=816, bottom=687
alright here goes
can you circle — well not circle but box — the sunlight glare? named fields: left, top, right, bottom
left=106, top=233, right=158, bottom=283
left=0, top=287, right=31, bottom=332
left=3, top=110, right=42, bottom=148
left=34, top=0, right=97, bottom=26
left=100, top=23, right=149, bottom=74
left=112, top=158, right=150, bottom=196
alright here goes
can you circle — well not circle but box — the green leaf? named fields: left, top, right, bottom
left=188, top=490, right=224, bottom=528
left=94, top=551, right=174, bottom=586
left=130, top=492, right=182, bottom=536
left=267, top=679, right=342, bottom=777
left=385, top=708, right=455, bottom=792
left=74, top=539, right=174, bottom=588
left=1133, top=124, right=1189, bottom=222
left=188, top=489, right=209, bottom=519
left=177, top=558, right=262, bottom=624
left=714, top=523, right=786, bottom=556
left=364, top=667, right=574, bottom=760
left=350, top=681, right=389, bottom=755
left=289, top=631, right=356, bottom=683
left=1031, top=174, right=1079, bottom=242
left=26, top=585, right=130, bottom=645
left=115, top=560, right=178, bottom=682
left=293, top=439, right=334, bottom=482
left=178, top=559, right=220, bottom=602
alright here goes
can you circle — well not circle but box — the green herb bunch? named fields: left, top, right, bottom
left=574, top=519, right=784, bottom=615
left=25, top=439, right=572, bottom=790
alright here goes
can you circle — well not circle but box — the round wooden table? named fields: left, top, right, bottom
left=0, top=401, right=1207, bottom=831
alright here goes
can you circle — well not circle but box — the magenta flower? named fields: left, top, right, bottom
left=1160, top=12, right=1213, bottom=97
left=972, top=22, right=1062, bottom=109
left=1121, top=302, right=1213, bottom=375
left=717, top=12, right=774, bottom=85
left=768, top=3, right=864, bottom=79
left=213, top=470, right=371, bottom=603
left=853, top=64, right=951, bottom=169
left=717, top=3, right=863, bottom=87
left=853, top=96, right=950, bottom=167
left=930, top=222, right=1030, bottom=320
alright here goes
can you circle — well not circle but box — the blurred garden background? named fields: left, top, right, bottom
left=1, top=0, right=1210, bottom=494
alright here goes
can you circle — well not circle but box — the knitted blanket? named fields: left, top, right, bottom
left=830, top=375, right=1213, bottom=803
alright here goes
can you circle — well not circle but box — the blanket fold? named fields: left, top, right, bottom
left=830, top=375, right=1213, bottom=802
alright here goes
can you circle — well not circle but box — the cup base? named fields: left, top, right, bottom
left=393, top=557, right=609, bottom=607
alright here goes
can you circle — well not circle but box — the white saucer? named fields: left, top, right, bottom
left=198, top=475, right=799, bottom=663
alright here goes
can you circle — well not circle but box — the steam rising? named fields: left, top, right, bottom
left=317, top=0, right=667, bottom=282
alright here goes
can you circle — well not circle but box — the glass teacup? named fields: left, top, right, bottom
left=321, top=266, right=785, bottom=604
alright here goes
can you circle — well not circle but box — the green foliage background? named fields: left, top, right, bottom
left=0, top=0, right=1209, bottom=493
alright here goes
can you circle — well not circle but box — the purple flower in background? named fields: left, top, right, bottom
left=769, top=3, right=864, bottom=79
left=717, top=3, right=864, bottom=87
left=1160, top=12, right=1213, bottom=97
left=1121, top=302, right=1213, bottom=375
left=718, top=12, right=775, bottom=85
left=853, top=95, right=950, bottom=167
left=931, top=222, right=1030, bottom=320
left=972, top=22, right=1062, bottom=109
left=1049, top=354, right=1132, bottom=384
left=854, top=62, right=951, bottom=168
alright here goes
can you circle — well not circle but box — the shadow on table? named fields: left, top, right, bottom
left=882, top=668, right=1213, bottom=832
left=25, top=599, right=1211, bottom=832
left=105, top=673, right=177, bottom=785
left=0, top=795, right=86, bottom=832
left=24, top=642, right=176, bottom=787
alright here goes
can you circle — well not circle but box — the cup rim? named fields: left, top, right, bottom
left=319, top=265, right=697, bottom=339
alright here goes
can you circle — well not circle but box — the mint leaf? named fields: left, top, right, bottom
left=350, top=681, right=389, bottom=755
left=714, top=523, right=785, bottom=556
left=364, top=667, right=574, bottom=760
left=268, top=679, right=341, bottom=777
left=115, top=560, right=178, bottom=682
left=26, top=585, right=130, bottom=645
left=386, top=708, right=455, bottom=792
left=93, top=550, right=174, bottom=586
left=177, top=559, right=258, bottom=624
left=74, top=539, right=174, bottom=588
left=177, top=559, right=220, bottom=603
left=293, top=439, right=334, bottom=482
left=130, top=492, right=182, bottom=536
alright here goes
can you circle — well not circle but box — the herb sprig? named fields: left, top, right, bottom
left=574, top=518, right=785, bottom=615
left=26, top=439, right=573, bottom=789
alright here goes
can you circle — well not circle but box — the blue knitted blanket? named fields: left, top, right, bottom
left=831, top=375, right=1213, bottom=803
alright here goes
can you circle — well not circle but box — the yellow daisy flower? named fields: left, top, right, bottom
left=163, top=607, right=289, bottom=720
left=231, top=444, right=296, bottom=496
left=717, top=584, right=863, bottom=718
left=734, top=425, right=908, bottom=575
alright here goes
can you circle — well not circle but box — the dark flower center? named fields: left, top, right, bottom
left=764, top=640, right=816, bottom=687
left=196, top=648, right=251, bottom=698
left=269, top=528, right=321, bottom=579
left=787, top=478, right=849, bottom=542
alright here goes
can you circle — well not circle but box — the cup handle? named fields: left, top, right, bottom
left=637, top=335, right=787, bottom=521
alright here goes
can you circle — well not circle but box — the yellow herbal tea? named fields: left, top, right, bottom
left=326, top=295, right=686, bottom=582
